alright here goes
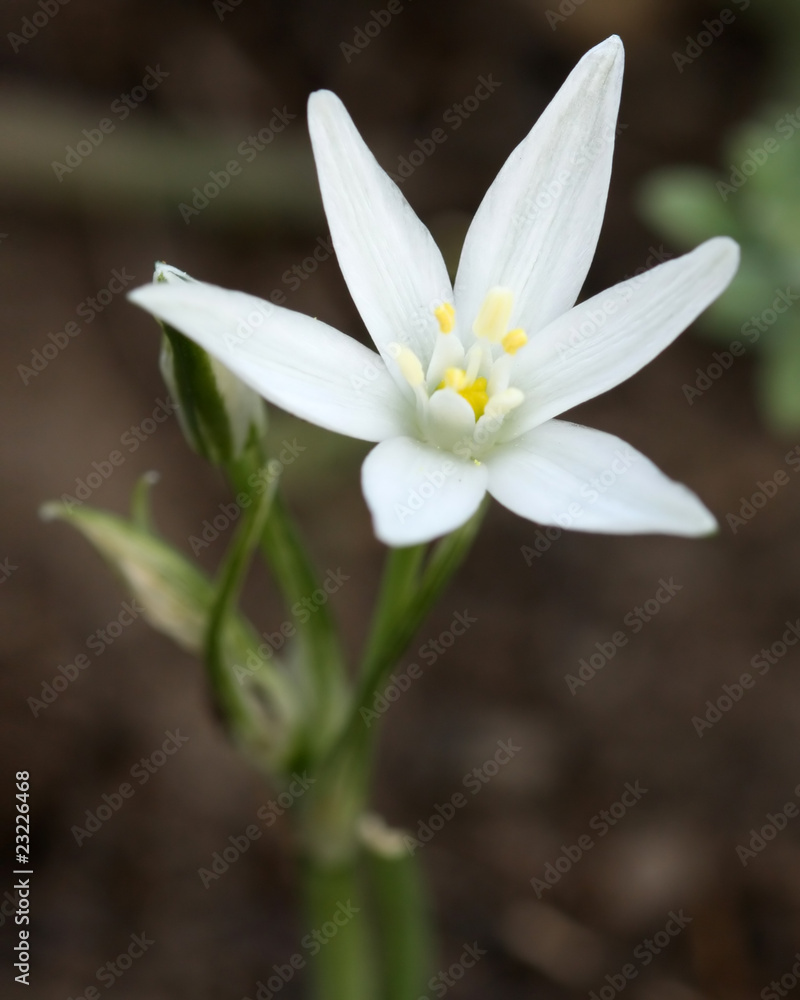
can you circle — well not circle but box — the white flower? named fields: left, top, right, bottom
left=129, top=36, right=738, bottom=547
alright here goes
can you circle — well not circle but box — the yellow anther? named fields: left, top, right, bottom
left=440, top=367, right=468, bottom=391
left=460, top=377, right=489, bottom=420
left=473, top=287, right=514, bottom=343
left=394, top=345, right=425, bottom=387
left=437, top=368, right=489, bottom=420
left=502, top=328, right=528, bottom=355
left=434, top=302, right=456, bottom=334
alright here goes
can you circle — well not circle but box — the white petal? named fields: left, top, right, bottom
left=128, top=279, right=408, bottom=443
left=509, top=237, right=740, bottom=435
left=486, top=420, right=717, bottom=536
left=454, top=36, right=624, bottom=337
left=362, top=437, right=488, bottom=546
left=427, top=389, right=477, bottom=451
left=308, top=91, right=453, bottom=369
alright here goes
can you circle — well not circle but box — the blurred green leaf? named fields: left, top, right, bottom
left=640, top=110, right=800, bottom=432
left=760, top=321, right=800, bottom=433
left=639, top=168, right=740, bottom=247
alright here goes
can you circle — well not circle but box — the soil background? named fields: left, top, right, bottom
left=0, top=1, right=796, bottom=998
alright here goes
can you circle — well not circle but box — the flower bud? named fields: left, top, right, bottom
left=155, top=262, right=267, bottom=464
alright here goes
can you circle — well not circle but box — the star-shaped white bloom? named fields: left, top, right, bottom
left=129, top=36, right=738, bottom=547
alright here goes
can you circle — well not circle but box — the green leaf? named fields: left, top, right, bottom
left=41, top=498, right=299, bottom=770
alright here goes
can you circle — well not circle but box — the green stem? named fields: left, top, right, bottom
left=295, top=502, right=487, bottom=982
left=354, top=499, right=487, bottom=738
left=358, top=543, right=426, bottom=684
left=301, top=854, right=377, bottom=1000
left=361, top=817, right=434, bottom=1000
left=260, top=492, right=349, bottom=736
left=203, top=464, right=276, bottom=743
left=225, top=456, right=349, bottom=762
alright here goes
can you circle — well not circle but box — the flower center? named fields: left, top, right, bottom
left=437, top=369, right=489, bottom=419
left=390, top=286, right=528, bottom=456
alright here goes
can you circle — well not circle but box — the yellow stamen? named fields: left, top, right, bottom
left=439, top=368, right=489, bottom=420
left=460, top=377, right=489, bottom=419
left=473, top=287, right=513, bottom=343
left=434, top=302, right=456, bottom=334
left=502, top=328, right=528, bottom=355
left=441, top=367, right=468, bottom=391
left=394, top=345, right=425, bottom=387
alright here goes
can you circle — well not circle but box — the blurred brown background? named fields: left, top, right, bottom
left=1, top=1, right=797, bottom=997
